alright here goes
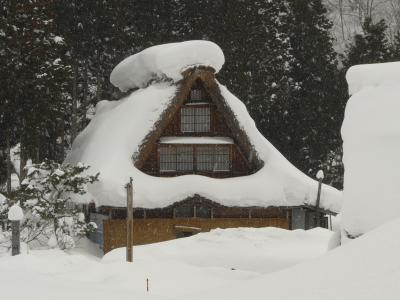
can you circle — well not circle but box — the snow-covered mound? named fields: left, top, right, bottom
left=110, top=40, right=224, bottom=91
left=341, top=62, right=400, bottom=237
left=181, top=218, right=400, bottom=300
left=103, top=227, right=332, bottom=274
left=66, top=80, right=341, bottom=210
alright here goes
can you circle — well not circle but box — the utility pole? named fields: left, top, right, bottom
left=126, top=177, right=133, bottom=262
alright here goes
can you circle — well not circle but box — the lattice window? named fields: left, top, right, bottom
left=196, top=146, right=214, bottom=171
left=181, top=106, right=210, bottom=133
left=181, top=107, right=196, bottom=132
left=176, top=146, right=193, bottom=171
left=190, top=89, right=203, bottom=102
left=214, top=146, right=230, bottom=171
left=196, top=146, right=230, bottom=171
left=159, top=146, right=176, bottom=172
left=195, top=107, right=210, bottom=132
left=160, top=145, right=231, bottom=173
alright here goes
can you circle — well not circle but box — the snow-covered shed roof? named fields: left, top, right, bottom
left=65, top=41, right=342, bottom=212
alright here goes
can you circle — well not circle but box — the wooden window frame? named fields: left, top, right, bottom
left=159, top=144, right=232, bottom=174
left=180, top=105, right=211, bottom=133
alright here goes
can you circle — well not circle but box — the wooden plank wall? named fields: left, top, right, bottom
left=103, top=218, right=289, bottom=254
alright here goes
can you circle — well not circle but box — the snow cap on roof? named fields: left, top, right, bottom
left=110, top=40, right=225, bottom=91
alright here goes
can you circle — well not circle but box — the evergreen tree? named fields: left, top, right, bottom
left=343, top=18, right=391, bottom=68
left=390, top=31, right=400, bottom=61
left=280, top=0, right=343, bottom=183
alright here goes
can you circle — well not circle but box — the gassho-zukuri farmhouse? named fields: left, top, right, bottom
left=65, top=40, right=342, bottom=253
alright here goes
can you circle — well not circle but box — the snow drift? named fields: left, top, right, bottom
left=180, top=218, right=400, bottom=300
left=341, top=61, right=400, bottom=237
left=110, top=40, right=224, bottom=91
left=66, top=41, right=341, bottom=211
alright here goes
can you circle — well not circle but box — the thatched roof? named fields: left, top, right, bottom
left=134, top=67, right=263, bottom=171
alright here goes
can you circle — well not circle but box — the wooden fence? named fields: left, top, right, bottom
left=103, top=217, right=289, bottom=254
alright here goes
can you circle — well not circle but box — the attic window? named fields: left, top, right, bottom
left=181, top=107, right=210, bottom=132
left=190, top=89, right=203, bottom=102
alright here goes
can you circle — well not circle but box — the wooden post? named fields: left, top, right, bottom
left=11, top=220, right=20, bottom=256
left=126, top=177, right=133, bottom=262
left=315, top=177, right=323, bottom=227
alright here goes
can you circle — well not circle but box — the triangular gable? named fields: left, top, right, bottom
left=134, top=67, right=264, bottom=172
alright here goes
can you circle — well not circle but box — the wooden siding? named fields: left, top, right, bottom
left=103, top=217, right=289, bottom=254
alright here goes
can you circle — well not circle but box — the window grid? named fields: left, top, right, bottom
left=176, top=146, right=193, bottom=171
left=159, top=146, right=176, bottom=172
left=181, top=106, right=210, bottom=133
left=159, top=145, right=231, bottom=173
left=214, top=146, right=230, bottom=171
left=195, top=107, right=210, bottom=132
left=196, top=146, right=215, bottom=171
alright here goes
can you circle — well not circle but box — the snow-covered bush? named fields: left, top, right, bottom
left=1, top=160, right=99, bottom=250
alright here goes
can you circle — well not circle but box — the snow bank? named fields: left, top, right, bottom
left=181, top=218, right=400, bottom=300
left=110, top=40, right=225, bottom=91
left=341, top=62, right=400, bottom=237
left=103, top=227, right=332, bottom=274
left=65, top=81, right=341, bottom=211
left=346, top=61, right=400, bottom=95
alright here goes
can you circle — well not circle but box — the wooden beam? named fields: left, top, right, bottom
left=126, top=178, right=133, bottom=262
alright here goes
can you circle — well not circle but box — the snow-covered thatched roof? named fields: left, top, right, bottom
left=65, top=41, right=342, bottom=212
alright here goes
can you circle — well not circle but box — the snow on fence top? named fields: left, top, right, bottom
left=346, top=61, right=400, bottom=95
left=66, top=42, right=341, bottom=211
left=110, top=40, right=225, bottom=91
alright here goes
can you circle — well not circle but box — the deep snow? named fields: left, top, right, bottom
left=2, top=221, right=400, bottom=300
left=179, top=218, right=400, bottom=300
left=0, top=227, right=333, bottom=300
left=341, top=62, right=400, bottom=237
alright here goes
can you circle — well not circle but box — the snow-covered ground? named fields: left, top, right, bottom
left=0, top=227, right=332, bottom=300
left=1, top=213, right=400, bottom=300
left=182, top=219, right=400, bottom=300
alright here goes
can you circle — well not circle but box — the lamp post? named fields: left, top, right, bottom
left=315, top=170, right=324, bottom=227
left=8, top=203, right=24, bottom=256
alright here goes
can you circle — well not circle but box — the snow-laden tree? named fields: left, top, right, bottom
left=1, top=161, right=99, bottom=250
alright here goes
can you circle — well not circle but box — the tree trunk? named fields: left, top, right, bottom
left=19, top=140, right=27, bottom=183
left=6, top=133, right=12, bottom=194
left=70, top=60, right=79, bottom=145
